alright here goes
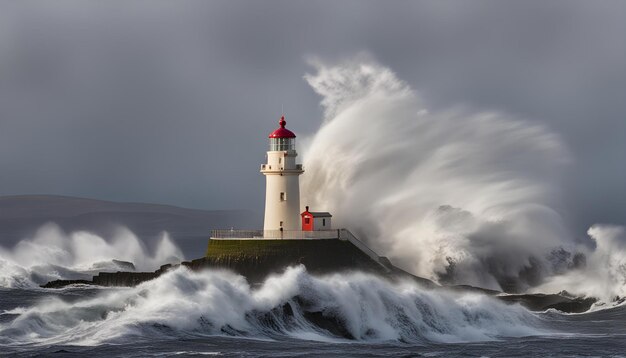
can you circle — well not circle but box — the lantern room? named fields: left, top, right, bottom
left=268, top=116, right=296, bottom=151
left=301, top=206, right=332, bottom=231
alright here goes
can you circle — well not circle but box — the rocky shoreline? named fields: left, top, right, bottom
left=42, top=238, right=598, bottom=313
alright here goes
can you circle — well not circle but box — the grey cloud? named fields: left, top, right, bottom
left=0, top=0, right=624, bottom=234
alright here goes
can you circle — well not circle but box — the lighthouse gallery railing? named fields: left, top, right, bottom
left=210, top=229, right=338, bottom=240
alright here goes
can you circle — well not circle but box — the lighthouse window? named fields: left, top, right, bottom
left=269, top=138, right=296, bottom=151
left=278, top=158, right=282, bottom=164
left=280, top=192, right=286, bottom=201
left=304, top=217, right=310, bottom=224
left=323, top=218, right=326, bottom=226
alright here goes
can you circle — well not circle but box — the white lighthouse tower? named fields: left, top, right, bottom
left=261, top=115, right=304, bottom=232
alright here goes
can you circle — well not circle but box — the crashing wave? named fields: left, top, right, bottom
left=0, top=223, right=182, bottom=288
left=301, top=56, right=626, bottom=300
left=0, top=266, right=546, bottom=346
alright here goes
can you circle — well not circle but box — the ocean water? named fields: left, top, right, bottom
left=1, top=266, right=625, bottom=357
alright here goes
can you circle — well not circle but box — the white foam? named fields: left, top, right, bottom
left=172, top=352, right=221, bottom=356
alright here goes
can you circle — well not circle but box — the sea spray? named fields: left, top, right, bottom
left=534, top=224, right=626, bottom=303
left=0, top=223, right=183, bottom=288
left=301, top=57, right=576, bottom=292
left=0, top=265, right=545, bottom=346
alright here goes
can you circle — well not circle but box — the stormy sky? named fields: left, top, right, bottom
left=0, top=0, right=624, bottom=234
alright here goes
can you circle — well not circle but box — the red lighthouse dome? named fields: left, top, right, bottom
left=269, top=116, right=296, bottom=138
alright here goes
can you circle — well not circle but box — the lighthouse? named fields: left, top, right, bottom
left=260, top=115, right=304, bottom=232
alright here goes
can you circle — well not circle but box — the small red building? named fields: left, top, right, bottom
left=301, top=206, right=332, bottom=231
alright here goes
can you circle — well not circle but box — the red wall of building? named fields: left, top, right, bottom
left=301, top=212, right=313, bottom=231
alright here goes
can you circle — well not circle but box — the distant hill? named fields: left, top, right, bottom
left=0, top=195, right=261, bottom=258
